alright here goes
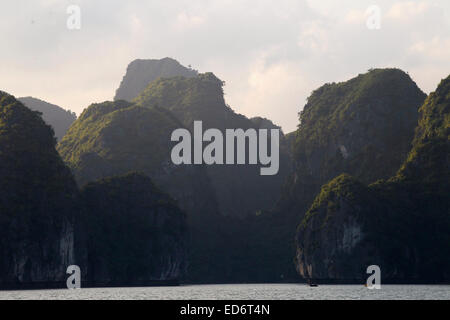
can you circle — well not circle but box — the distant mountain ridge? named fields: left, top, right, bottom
left=18, top=97, right=76, bottom=141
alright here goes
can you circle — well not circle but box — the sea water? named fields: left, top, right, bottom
left=0, top=284, right=449, bottom=300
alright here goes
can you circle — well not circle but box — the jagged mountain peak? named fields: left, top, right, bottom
left=114, top=57, right=199, bottom=102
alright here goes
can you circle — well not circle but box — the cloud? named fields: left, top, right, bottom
left=344, top=9, right=367, bottom=25
left=386, top=1, right=432, bottom=22
left=409, top=36, right=450, bottom=61
left=297, top=20, right=330, bottom=54
left=174, top=12, right=205, bottom=30
left=228, top=52, right=313, bottom=132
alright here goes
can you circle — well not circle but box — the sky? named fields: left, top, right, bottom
left=1, top=0, right=449, bottom=133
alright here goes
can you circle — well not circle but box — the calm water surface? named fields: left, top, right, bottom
left=1, top=284, right=449, bottom=300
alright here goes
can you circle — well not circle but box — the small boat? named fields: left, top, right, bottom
left=308, top=279, right=319, bottom=287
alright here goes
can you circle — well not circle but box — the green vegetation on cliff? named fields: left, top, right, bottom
left=396, top=75, right=450, bottom=188
left=293, top=68, right=426, bottom=185
left=134, top=73, right=233, bottom=130
left=58, top=100, right=182, bottom=186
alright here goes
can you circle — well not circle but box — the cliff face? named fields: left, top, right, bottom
left=0, top=91, right=78, bottom=287
left=114, top=58, right=198, bottom=102
left=296, top=75, right=450, bottom=282
left=77, top=173, right=187, bottom=284
left=18, top=97, right=77, bottom=141
left=296, top=175, right=389, bottom=280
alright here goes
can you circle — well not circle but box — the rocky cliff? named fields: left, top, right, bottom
left=242, top=69, right=427, bottom=282
left=0, top=91, right=78, bottom=288
left=287, top=68, right=426, bottom=207
left=77, top=173, right=187, bottom=285
left=296, top=75, right=450, bottom=282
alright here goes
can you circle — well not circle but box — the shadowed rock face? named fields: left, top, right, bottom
left=296, top=75, right=450, bottom=283
left=77, top=173, right=187, bottom=284
left=114, top=57, right=198, bottom=102
left=18, top=97, right=76, bottom=141
left=0, top=91, right=78, bottom=287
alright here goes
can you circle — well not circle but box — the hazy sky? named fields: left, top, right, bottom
left=1, top=0, right=449, bottom=132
